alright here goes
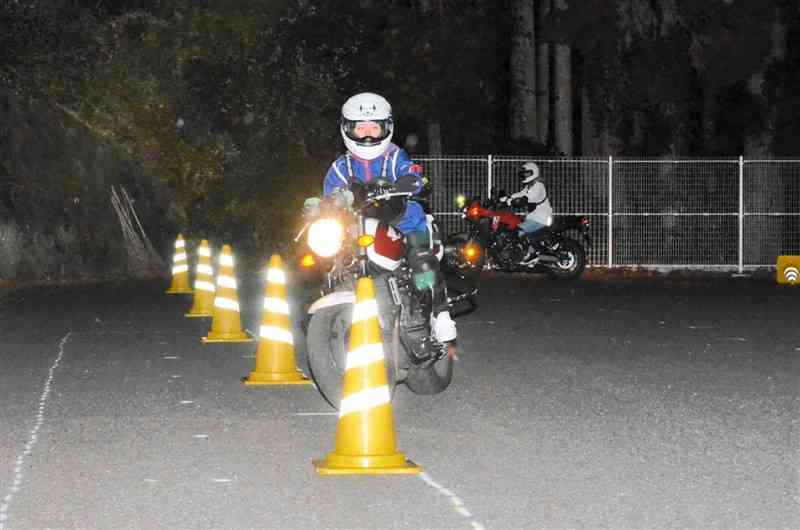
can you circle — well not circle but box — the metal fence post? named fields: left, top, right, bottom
left=487, top=154, right=493, bottom=198
left=608, top=155, right=613, bottom=268
left=738, top=155, right=744, bottom=275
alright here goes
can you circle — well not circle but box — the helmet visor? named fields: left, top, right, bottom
left=518, top=168, right=536, bottom=180
left=342, top=119, right=393, bottom=144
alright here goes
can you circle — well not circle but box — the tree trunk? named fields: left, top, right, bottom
left=581, top=78, right=593, bottom=155
left=509, top=0, right=538, bottom=141
left=553, top=0, right=572, bottom=155
left=554, top=42, right=572, bottom=155
left=744, top=9, right=787, bottom=265
left=537, top=0, right=551, bottom=144
left=427, top=122, right=442, bottom=155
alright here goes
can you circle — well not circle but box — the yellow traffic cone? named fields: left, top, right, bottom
left=166, top=234, right=193, bottom=294
left=244, top=255, right=312, bottom=386
left=313, top=276, right=420, bottom=475
left=186, top=239, right=215, bottom=317
left=202, top=244, right=253, bottom=343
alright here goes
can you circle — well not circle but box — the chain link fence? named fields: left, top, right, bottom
left=417, top=156, right=800, bottom=271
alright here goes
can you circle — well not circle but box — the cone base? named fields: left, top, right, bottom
left=313, top=453, right=421, bottom=475
left=166, top=288, right=194, bottom=294
left=202, top=333, right=253, bottom=343
left=243, top=371, right=313, bottom=386
left=185, top=311, right=213, bottom=318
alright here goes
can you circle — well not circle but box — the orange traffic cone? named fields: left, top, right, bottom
left=186, top=239, right=215, bottom=318
left=202, top=244, right=253, bottom=343
left=313, top=276, right=420, bottom=475
left=244, top=255, right=312, bottom=386
left=166, top=234, right=193, bottom=294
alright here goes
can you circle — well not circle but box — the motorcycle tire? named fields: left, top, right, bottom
left=306, top=291, right=398, bottom=410
left=545, top=237, right=586, bottom=280
left=444, top=233, right=485, bottom=281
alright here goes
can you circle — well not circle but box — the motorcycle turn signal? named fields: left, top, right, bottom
left=357, top=234, right=375, bottom=247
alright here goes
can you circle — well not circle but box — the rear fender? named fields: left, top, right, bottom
left=307, top=291, right=355, bottom=314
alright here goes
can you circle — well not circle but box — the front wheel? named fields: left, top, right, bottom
left=545, top=237, right=586, bottom=280
left=306, top=303, right=397, bottom=409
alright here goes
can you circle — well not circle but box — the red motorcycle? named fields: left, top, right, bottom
left=443, top=191, right=590, bottom=280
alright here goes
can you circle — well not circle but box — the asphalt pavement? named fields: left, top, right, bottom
left=0, top=271, right=797, bottom=529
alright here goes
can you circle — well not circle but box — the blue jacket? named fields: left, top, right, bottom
left=322, top=143, right=427, bottom=234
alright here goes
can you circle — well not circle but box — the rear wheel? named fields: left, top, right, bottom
left=546, top=237, right=586, bottom=280
left=404, top=354, right=453, bottom=395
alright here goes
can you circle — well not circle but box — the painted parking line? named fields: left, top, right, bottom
left=0, top=332, right=72, bottom=530
left=418, top=471, right=486, bottom=530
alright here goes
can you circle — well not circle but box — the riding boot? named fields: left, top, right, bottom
left=406, top=230, right=457, bottom=343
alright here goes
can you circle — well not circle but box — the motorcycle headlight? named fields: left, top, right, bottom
left=307, top=218, right=344, bottom=258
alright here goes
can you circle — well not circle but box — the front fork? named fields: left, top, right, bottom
left=357, top=214, right=369, bottom=278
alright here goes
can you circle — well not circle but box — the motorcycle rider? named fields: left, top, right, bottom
left=318, top=92, right=457, bottom=346
left=505, top=161, right=553, bottom=263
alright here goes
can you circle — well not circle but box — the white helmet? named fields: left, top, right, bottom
left=340, top=92, right=394, bottom=160
left=518, top=161, right=540, bottom=184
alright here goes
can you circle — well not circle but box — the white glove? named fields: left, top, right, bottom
left=331, top=188, right=354, bottom=208
left=303, top=197, right=321, bottom=215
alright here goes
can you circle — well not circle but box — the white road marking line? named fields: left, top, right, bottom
left=418, top=472, right=485, bottom=529
left=179, top=400, right=194, bottom=404
left=170, top=374, right=182, bottom=378
left=0, top=332, right=71, bottom=530
left=143, top=478, right=158, bottom=483
left=164, top=356, right=180, bottom=360
left=211, top=478, right=233, bottom=483
left=193, top=434, right=209, bottom=439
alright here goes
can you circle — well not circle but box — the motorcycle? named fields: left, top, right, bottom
left=443, top=190, right=591, bottom=280
left=292, top=177, right=475, bottom=409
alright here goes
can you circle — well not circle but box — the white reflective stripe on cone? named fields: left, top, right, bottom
left=175, top=239, right=185, bottom=248
left=217, top=275, right=237, bottom=289
left=345, top=343, right=385, bottom=370
left=195, top=280, right=215, bottom=292
left=197, top=264, right=213, bottom=276
left=172, top=264, right=189, bottom=274
left=352, top=299, right=379, bottom=323
left=219, top=254, right=234, bottom=267
left=173, top=252, right=187, bottom=262
left=198, top=247, right=211, bottom=257
left=339, top=385, right=391, bottom=417
left=214, top=297, right=240, bottom=312
left=259, top=325, right=294, bottom=344
left=267, top=267, right=286, bottom=285
left=263, top=296, right=289, bottom=315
